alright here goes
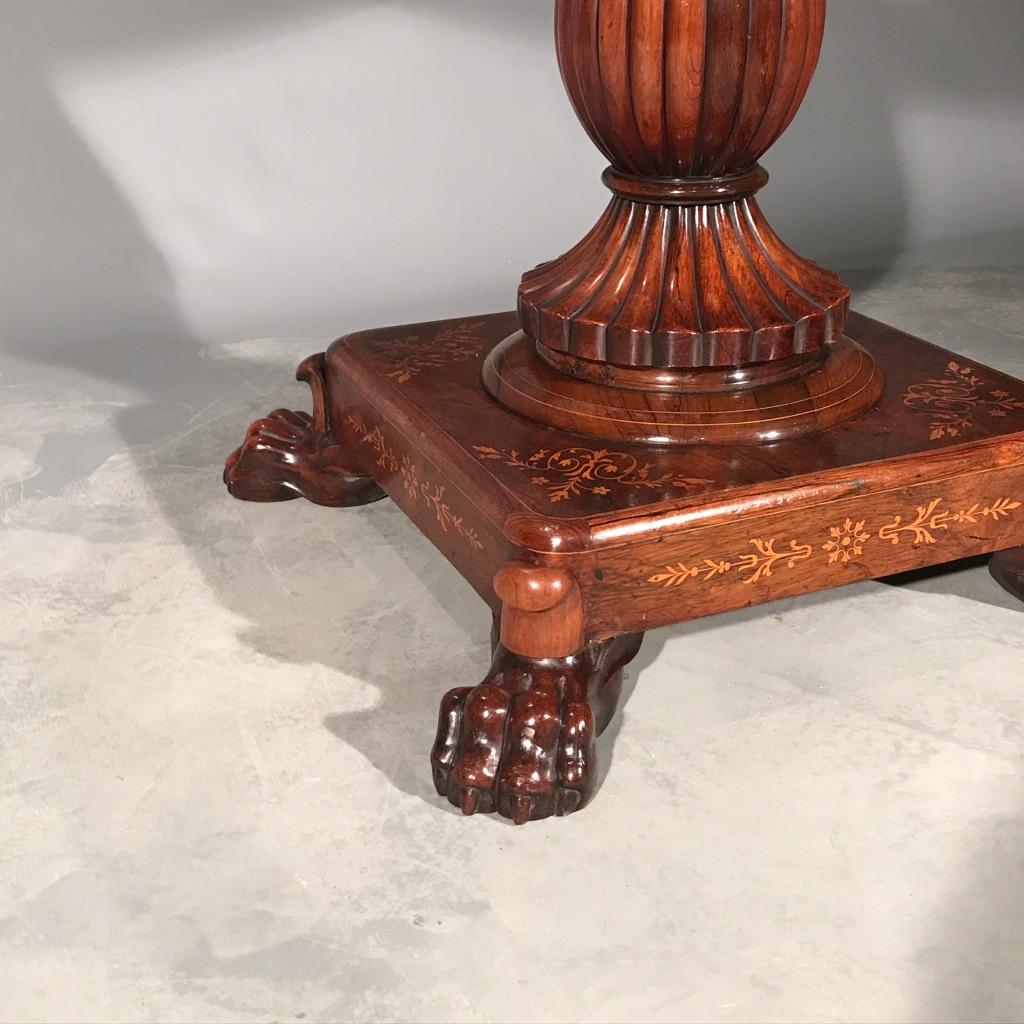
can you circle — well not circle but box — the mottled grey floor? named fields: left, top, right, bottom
left=2, top=268, right=1024, bottom=1023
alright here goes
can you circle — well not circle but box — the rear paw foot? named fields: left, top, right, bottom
left=991, top=547, right=1024, bottom=603
left=224, top=354, right=385, bottom=507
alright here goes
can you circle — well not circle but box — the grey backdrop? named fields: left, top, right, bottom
left=2, top=0, right=1023, bottom=466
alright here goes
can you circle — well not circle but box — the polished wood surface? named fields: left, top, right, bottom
left=431, top=634, right=643, bottom=824
left=224, top=355, right=385, bottom=507
left=331, top=314, right=1024, bottom=527
left=494, top=562, right=585, bottom=658
left=329, top=311, right=1024, bottom=636
left=222, top=1, right=1021, bottom=825
left=484, top=329, right=884, bottom=446
left=226, top=310, right=1024, bottom=820
left=516, top=0, right=849, bottom=371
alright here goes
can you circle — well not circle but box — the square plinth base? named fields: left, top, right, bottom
left=229, top=311, right=1024, bottom=644
left=323, top=311, right=1024, bottom=641
left=224, top=310, right=1024, bottom=821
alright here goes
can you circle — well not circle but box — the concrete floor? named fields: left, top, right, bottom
left=3, top=268, right=1024, bottom=1023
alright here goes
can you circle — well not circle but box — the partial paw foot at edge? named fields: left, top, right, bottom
left=991, top=547, right=1024, bottom=603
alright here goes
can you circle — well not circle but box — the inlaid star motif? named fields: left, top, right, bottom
left=823, top=519, right=871, bottom=564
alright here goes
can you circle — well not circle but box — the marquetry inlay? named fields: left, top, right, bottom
left=349, top=416, right=484, bottom=550
left=648, top=538, right=814, bottom=589
left=903, top=362, right=1024, bottom=441
left=646, top=495, right=1022, bottom=588
left=376, top=323, right=485, bottom=384
left=474, top=446, right=711, bottom=503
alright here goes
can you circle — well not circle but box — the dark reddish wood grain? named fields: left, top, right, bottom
left=991, top=548, right=1024, bottom=603
left=431, top=634, right=643, bottom=824
left=484, top=330, right=884, bottom=446
left=226, top=311, right=1024, bottom=822
left=224, top=354, right=385, bottom=507
left=329, top=312, right=1024, bottom=641
left=222, top=0, right=1023, bottom=825
left=516, top=0, right=848, bottom=373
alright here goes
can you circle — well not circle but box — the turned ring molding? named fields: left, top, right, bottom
left=602, top=164, right=770, bottom=205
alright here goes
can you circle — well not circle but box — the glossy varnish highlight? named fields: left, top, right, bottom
left=222, top=3, right=1024, bottom=826
left=518, top=0, right=850, bottom=370
left=225, top=310, right=1024, bottom=824
left=556, top=0, right=825, bottom=175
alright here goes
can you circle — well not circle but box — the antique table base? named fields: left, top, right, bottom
left=225, top=311, right=1024, bottom=823
left=224, top=0, right=1023, bottom=823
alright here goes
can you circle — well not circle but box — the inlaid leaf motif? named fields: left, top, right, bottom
left=474, top=445, right=711, bottom=503
left=904, top=362, right=1024, bottom=441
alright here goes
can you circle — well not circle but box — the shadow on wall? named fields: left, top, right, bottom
left=2, top=0, right=1024, bottom=995
left=3, top=0, right=1023, bottom=420
left=0, top=0, right=551, bottom=458
left=0, top=0, right=342, bottom=470
left=763, top=0, right=1024, bottom=276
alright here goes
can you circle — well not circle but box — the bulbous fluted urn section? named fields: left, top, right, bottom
left=518, top=0, right=851, bottom=370
left=559, top=0, right=824, bottom=177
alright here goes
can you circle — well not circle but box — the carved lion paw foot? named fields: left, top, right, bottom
left=224, top=354, right=385, bottom=508
left=430, top=636, right=641, bottom=825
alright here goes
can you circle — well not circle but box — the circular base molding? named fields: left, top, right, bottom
left=483, top=331, right=885, bottom=447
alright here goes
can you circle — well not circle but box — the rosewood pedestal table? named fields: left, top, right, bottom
left=225, top=0, right=1024, bottom=825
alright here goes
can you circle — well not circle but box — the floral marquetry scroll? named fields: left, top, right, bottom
left=878, top=497, right=1021, bottom=547
left=903, top=362, right=1024, bottom=441
left=348, top=415, right=484, bottom=552
left=223, top=0, right=1024, bottom=829
left=645, top=494, right=1023, bottom=587
left=823, top=520, right=871, bottom=565
left=474, top=446, right=712, bottom=503
left=375, top=323, right=485, bottom=384
left=648, top=538, right=813, bottom=588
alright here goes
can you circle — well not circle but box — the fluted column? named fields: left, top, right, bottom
left=518, top=0, right=849, bottom=371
